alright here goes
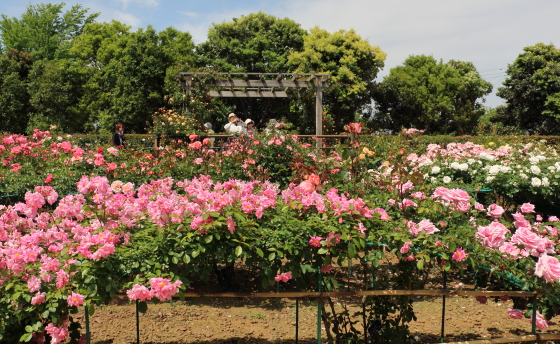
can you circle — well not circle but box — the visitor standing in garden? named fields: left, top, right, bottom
left=245, top=119, right=255, bottom=136
left=112, top=123, right=125, bottom=148
left=224, top=113, right=246, bottom=134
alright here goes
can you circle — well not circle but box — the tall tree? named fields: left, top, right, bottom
left=195, top=12, right=307, bottom=126
left=0, top=49, right=34, bottom=133
left=288, top=27, right=386, bottom=132
left=496, top=43, right=560, bottom=135
left=27, top=59, right=92, bottom=133
left=373, top=55, right=491, bottom=135
left=0, top=3, right=98, bottom=60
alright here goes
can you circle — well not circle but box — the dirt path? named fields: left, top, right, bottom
left=76, top=296, right=560, bottom=344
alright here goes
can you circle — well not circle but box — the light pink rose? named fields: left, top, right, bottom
left=529, top=311, right=549, bottom=330
left=474, top=202, right=485, bottom=211
left=487, top=204, right=505, bottom=218
left=476, top=221, right=509, bottom=249
left=400, top=241, right=413, bottom=254
left=535, top=254, right=560, bottom=282
left=510, top=227, right=541, bottom=251
left=520, top=203, right=535, bottom=213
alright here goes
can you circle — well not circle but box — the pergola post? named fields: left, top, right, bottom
left=315, top=75, right=323, bottom=148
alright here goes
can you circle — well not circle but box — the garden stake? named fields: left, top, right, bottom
left=440, top=269, right=447, bottom=343
left=276, top=281, right=280, bottom=308
left=135, top=300, right=140, bottom=344
left=296, top=278, right=299, bottom=344
left=84, top=305, right=91, bottom=344
left=348, top=257, right=352, bottom=291
left=531, top=295, right=537, bottom=344
left=317, top=269, right=322, bottom=344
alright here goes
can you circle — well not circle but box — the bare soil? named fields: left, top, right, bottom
left=75, top=295, right=560, bottom=344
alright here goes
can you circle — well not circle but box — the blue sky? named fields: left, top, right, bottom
left=2, top=0, right=560, bottom=107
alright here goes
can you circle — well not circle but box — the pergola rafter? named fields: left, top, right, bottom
left=177, top=72, right=331, bottom=147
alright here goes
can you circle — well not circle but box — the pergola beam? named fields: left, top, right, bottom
left=177, top=72, right=330, bottom=148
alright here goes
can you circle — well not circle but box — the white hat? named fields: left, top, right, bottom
left=228, top=113, right=236, bottom=118
left=245, top=118, right=254, bottom=124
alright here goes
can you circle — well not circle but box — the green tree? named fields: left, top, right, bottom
left=195, top=12, right=307, bottom=126
left=69, top=23, right=195, bottom=133
left=373, top=55, right=492, bottom=135
left=27, top=59, right=92, bottom=133
left=288, top=27, right=386, bottom=132
left=0, top=2, right=98, bottom=60
left=0, top=49, right=34, bottom=133
left=496, top=43, right=560, bottom=135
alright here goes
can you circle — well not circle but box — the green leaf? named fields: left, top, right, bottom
left=172, top=256, right=179, bottom=264
left=25, top=325, right=33, bottom=333
left=348, top=244, right=356, bottom=258
left=268, top=252, right=276, bottom=261
left=88, top=304, right=95, bottom=316
left=204, top=235, right=213, bottom=243
left=183, top=254, right=191, bottom=264
left=416, top=259, right=424, bottom=270
left=262, top=278, right=269, bottom=289
left=235, top=246, right=243, bottom=257
left=20, top=333, right=32, bottom=342
left=318, top=248, right=328, bottom=255
left=192, top=250, right=200, bottom=258
left=137, top=301, right=148, bottom=314
left=256, top=248, right=264, bottom=258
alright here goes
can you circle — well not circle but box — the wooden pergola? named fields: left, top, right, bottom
left=177, top=72, right=331, bottom=147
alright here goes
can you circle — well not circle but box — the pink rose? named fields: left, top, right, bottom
left=529, top=311, right=549, bottom=330
left=400, top=241, right=413, bottom=254
left=309, top=236, right=323, bottom=247
left=507, top=308, right=524, bottom=319
left=520, top=203, right=535, bottom=213
left=476, top=221, right=509, bottom=249
left=474, top=202, right=485, bottom=211
left=487, top=204, right=505, bottom=218
left=274, top=272, right=292, bottom=283
left=31, top=292, right=46, bottom=305
left=299, top=180, right=315, bottom=193
left=510, top=227, right=540, bottom=251
left=126, top=284, right=152, bottom=301
left=548, top=216, right=559, bottom=222
left=535, top=254, right=560, bottom=282
left=452, top=248, right=468, bottom=262
left=67, top=292, right=85, bottom=307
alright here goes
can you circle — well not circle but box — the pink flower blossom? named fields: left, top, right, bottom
left=45, top=323, right=68, bottom=344
left=67, top=292, right=85, bottom=307
left=56, top=270, right=69, bottom=289
left=452, top=248, right=468, bottom=262
left=149, top=278, right=182, bottom=301
left=45, top=174, right=54, bottom=184
left=27, top=275, right=42, bottom=293
left=408, top=219, right=439, bottom=236
left=347, top=122, right=362, bottom=134
left=400, top=241, right=412, bottom=254
left=487, top=204, right=505, bottom=218
left=194, top=158, right=203, bottom=165
left=507, top=308, right=525, bottom=319
left=227, top=216, right=236, bottom=234
left=535, top=254, right=560, bottom=282
left=548, top=216, right=559, bottom=222
left=309, top=236, right=323, bottom=247
left=529, top=311, right=549, bottom=330
left=520, top=203, right=535, bottom=213
left=476, top=221, right=509, bottom=249
left=274, top=272, right=292, bottom=283
left=298, top=180, right=315, bottom=193
left=325, top=232, right=341, bottom=247
left=474, top=202, right=485, bottom=211
left=31, top=292, right=46, bottom=305
left=126, top=284, right=153, bottom=301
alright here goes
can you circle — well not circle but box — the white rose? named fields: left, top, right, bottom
left=529, top=156, right=540, bottom=164
left=530, top=165, right=541, bottom=175
left=450, top=162, right=460, bottom=170
left=443, top=176, right=452, bottom=184
left=431, top=166, right=441, bottom=174
left=520, top=173, right=528, bottom=179
left=542, top=177, right=550, bottom=187
left=486, top=176, right=495, bottom=183
left=531, top=177, right=542, bottom=187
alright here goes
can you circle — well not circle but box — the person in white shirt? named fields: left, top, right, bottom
left=224, top=113, right=246, bottom=134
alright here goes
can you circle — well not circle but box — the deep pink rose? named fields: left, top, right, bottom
left=507, top=308, right=524, bottom=319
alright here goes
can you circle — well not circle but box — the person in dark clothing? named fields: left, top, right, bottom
left=112, top=123, right=125, bottom=147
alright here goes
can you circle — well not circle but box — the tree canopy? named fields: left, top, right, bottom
left=496, top=43, right=560, bottom=135
left=373, top=55, right=492, bottom=135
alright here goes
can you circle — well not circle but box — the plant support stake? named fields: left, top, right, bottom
left=440, top=269, right=447, bottom=343
left=136, top=299, right=140, bottom=344
left=84, top=305, right=91, bottom=344
left=317, top=269, right=322, bottom=344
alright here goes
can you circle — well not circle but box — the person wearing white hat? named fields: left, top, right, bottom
left=224, top=113, right=246, bottom=134
left=244, top=118, right=255, bottom=136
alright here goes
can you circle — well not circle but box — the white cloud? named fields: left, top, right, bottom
left=114, top=0, right=158, bottom=10
left=112, top=10, right=142, bottom=28
left=271, top=0, right=560, bottom=106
